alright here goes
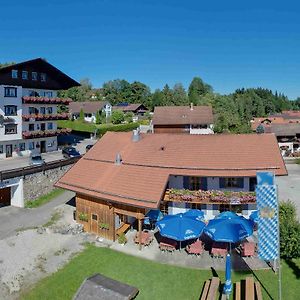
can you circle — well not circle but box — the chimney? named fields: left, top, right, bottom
left=190, top=103, right=194, bottom=110
left=115, top=153, right=122, bottom=165
left=132, top=129, right=140, bottom=142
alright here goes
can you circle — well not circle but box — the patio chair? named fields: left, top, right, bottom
left=186, top=240, right=204, bottom=256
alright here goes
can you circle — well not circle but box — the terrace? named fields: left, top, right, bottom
left=22, top=96, right=72, bottom=105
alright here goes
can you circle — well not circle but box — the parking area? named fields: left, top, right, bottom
left=277, top=163, right=300, bottom=218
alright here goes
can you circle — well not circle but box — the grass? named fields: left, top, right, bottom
left=25, top=189, right=65, bottom=208
left=42, top=211, right=62, bottom=227
left=21, top=245, right=300, bottom=300
left=295, top=158, right=300, bottom=165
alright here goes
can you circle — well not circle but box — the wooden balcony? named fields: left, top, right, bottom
left=163, top=189, right=256, bottom=205
left=22, top=96, right=72, bottom=105
left=22, top=113, right=69, bottom=122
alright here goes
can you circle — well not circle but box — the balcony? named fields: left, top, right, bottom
left=22, top=96, right=72, bottom=105
left=164, top=189, right=256, bottom=205
left=22, top=113, right=69, bottom=122
left=22, top=128, right=71, bottom=139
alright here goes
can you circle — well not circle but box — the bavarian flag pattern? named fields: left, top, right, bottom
left=256, top=184, right=279, bottom=260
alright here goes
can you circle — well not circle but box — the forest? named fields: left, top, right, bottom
left=58, top=77, right=300, bottom=133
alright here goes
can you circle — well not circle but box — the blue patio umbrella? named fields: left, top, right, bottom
left=183, top=209, right=205, bottom=221
left=156, top=213, right=206, bottom=241
left=204, top=218, right=253, bottom=243
left=215, top=211, right=240, bottom=219
left=145, top=209, right=164, bottom=221
left=249, top=210, right=259, bottom=223
left=223, top=253, right=232, bottom=295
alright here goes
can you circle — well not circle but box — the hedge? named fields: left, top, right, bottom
left=57, top=120, right=139, bottom=135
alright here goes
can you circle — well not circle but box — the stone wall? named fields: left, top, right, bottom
left=23, top=165, right=72, bottom=201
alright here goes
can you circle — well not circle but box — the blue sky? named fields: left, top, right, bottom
left=0, top=0, right=299, bottom=98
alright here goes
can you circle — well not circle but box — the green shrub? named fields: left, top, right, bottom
left=79, top=108, right=84, bottom=121
left=111, top=110, right=125, bottom=124
left=295, top=158, right=300, bottom=165
left=97, top=122, right=139, bottom=136
left=279, top=201, right=300, bottom=259
left=78, top=212, right=88, bottom=222
left=95, top=111, right=101, bottom=124
left=118, top=233, right=127, bottom=244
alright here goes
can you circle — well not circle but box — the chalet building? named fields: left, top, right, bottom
left=69, top=101, right=112, bottom=123
left=0, top=58, right=79, bottom=208
left=0, top=58, right=79, bottom=160
left=56, top=132, right=287, bottom=242
left=251, top=114, right=300, bottom=155
left=112, top=103, right=148, bottom=122
left=152, top=104, right=214, bottom=134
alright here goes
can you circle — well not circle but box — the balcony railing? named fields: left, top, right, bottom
left=22, top=96, right=72, bottom=105
left=22, top=113, right=69, bottom=121
left=164, top=189, right=256, bottom=204
left=22, top=128, right=71, bottom=139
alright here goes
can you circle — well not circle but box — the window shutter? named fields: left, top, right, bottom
left=219, top=178, right=225, bottom=188
left=183, top=176, right=189, bottom=189
left=238, top=178, right=244, bottom=188
left=202, top=177, right=207, bottom=191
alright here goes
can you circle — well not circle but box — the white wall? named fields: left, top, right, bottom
left=0, top=177, right=24, bottom=207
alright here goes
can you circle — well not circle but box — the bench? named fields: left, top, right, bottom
left=245, top=277, right=255, bottom=300
left=116, top=223, right=130, bottom=236
left=234, top=277, right=263, bottom=300
left=200, top=277, right=220, bottom=300
left=255, top=281, right=263, bottom=300
left=235, top=282, right=241, bottom=300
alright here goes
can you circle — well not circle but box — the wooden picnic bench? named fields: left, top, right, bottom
left=116, top=223, right=130, bottom=236
left=200, top=277, right=220, bottom=300
left=234, top=277, right=263, bottom=300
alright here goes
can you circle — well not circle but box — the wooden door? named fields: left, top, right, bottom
left=40, top=141, right=46, bottom=153
left=0, top=187, right=11, bottom=207
left=91, top=213, right=98, bottom=234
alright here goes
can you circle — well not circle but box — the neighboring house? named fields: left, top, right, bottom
left=251, top=114, right=300, bottom=155
left=113, top=103, right=148, bottom=121
left=0, top=58, right=79, bottom=160
left=56, top=131, right=287, bottom=242
left=69, top=101, right=112, bottom=122
left=0, top=58, right=79, bottom=208
left=152, top=104, right=214, bottom=134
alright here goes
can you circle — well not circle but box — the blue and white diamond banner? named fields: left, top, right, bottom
left=256, top=172, right=279, bottom=260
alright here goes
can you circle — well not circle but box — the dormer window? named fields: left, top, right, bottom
left=32, top=72, right=38, bottom=81
left=41, top=73, right=46, bottom=82
left=11, top=70, right=18, bottom=78
left=22, top=71, right=28, bottom=80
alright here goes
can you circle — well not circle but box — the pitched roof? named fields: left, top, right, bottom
left=270, top=123, right=300, bottom=136
left=69, top=101, right=109, bottom=114
left=0, top=58, right=80, bottom=90
left=152, top=105, right=213, bottom=125
left=56, top=132, right=287, bottom=209
left=113, top=103, right=148, bottom=113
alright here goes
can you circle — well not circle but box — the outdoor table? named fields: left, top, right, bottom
left=186, top=240, right=203, bottom=255
left=211, top=242, right=228, bottom=257
left=159, top=237, right=177, bottom=252
left=241, top=241, right=256, bottom=257
left=134, top=231, right=153, bottom=246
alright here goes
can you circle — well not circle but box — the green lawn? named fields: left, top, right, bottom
left=25, top=188, right=65, bottom=208
left=21, top=245, right=300, bottom=300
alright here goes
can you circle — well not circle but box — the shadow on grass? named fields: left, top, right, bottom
left=251, top=270, right=275, bottom=300
left=285, top=259, right=300, bottom=279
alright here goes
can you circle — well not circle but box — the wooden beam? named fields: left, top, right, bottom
left=138, top=218, right=142, bottom=251
left=114, top=207, right=144, bottom=219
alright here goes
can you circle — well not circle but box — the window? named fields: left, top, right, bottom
left=5, top=124, right=17, bottom=135
left=4, top=105, right=17, bottom=116
left=47, top=122, right=53, bottom=130
left=29, top=124, right=35, bottom=131
left=40, top=107, right=46, bottom=114
left=44, top=91, right=53, bottom=97
left=92, top=214, right=98, bottom=221
left=22, top=71, right=28, bottom=79
left=29, top=142, right=35, bottom=150
left=32, top=72, right=38, bottom=80
left=4, top=87, right=17, bottom=97
left=189, top=177, right=201, bottom=190
left=19, top=143, right=25, bottom=151
left=28, top=107, right=38, bottom=114
left=41, top=73, right=46, bottom=82
left=29, top=90, right=40, bottom=97
left=0, top=145, right=3, bottom=154
left=219, top=177, right=244, bottom=189
left=47, top=107, right=53, bottom=114
left=11, top=70, right=18, bottom=78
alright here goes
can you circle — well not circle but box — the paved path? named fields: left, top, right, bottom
left=277, top=163, right=300, bottom=218
left=0, top=191, right=75, bottom=240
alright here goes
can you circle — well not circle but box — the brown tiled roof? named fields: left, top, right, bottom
left=112, top=104, right=148, bottom=113
left=270, top=124, right=300, bottom=136
left=152, top=105, right=213, bottom=125
left=69, top=101, right=109, bottom=114
left=56, top=132, right=287, bottom=208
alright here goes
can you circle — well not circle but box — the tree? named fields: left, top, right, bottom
left=111, top=110, right=125, bottom=124
left=188, top=77, right=213, bottom=105
left=95, top=111, right=101, bottom=124
left=124, top=112, right=134, bottom=123
left=279, top=201, right=300, bottom=259
left=79, top=108, right=84, bottom=121
left=256, top=124, right=265, bottom=134
left=0, top=62, right=15, bottom=68
left=172, top=83, right=188, bottom=105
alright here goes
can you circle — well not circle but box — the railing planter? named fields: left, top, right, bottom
left=22, top=128, right=71, bottom=139
left=22, top=96, right=72, bottom=105
left=168, top=189, right=256, bottom=204
left=22, top=113, right=69, bottom=121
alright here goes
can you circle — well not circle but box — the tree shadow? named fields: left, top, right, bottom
left=285, top=259, right=300, bottom=279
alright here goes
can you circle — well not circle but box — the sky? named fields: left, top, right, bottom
left=0, top=0, right=299, bottom=99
